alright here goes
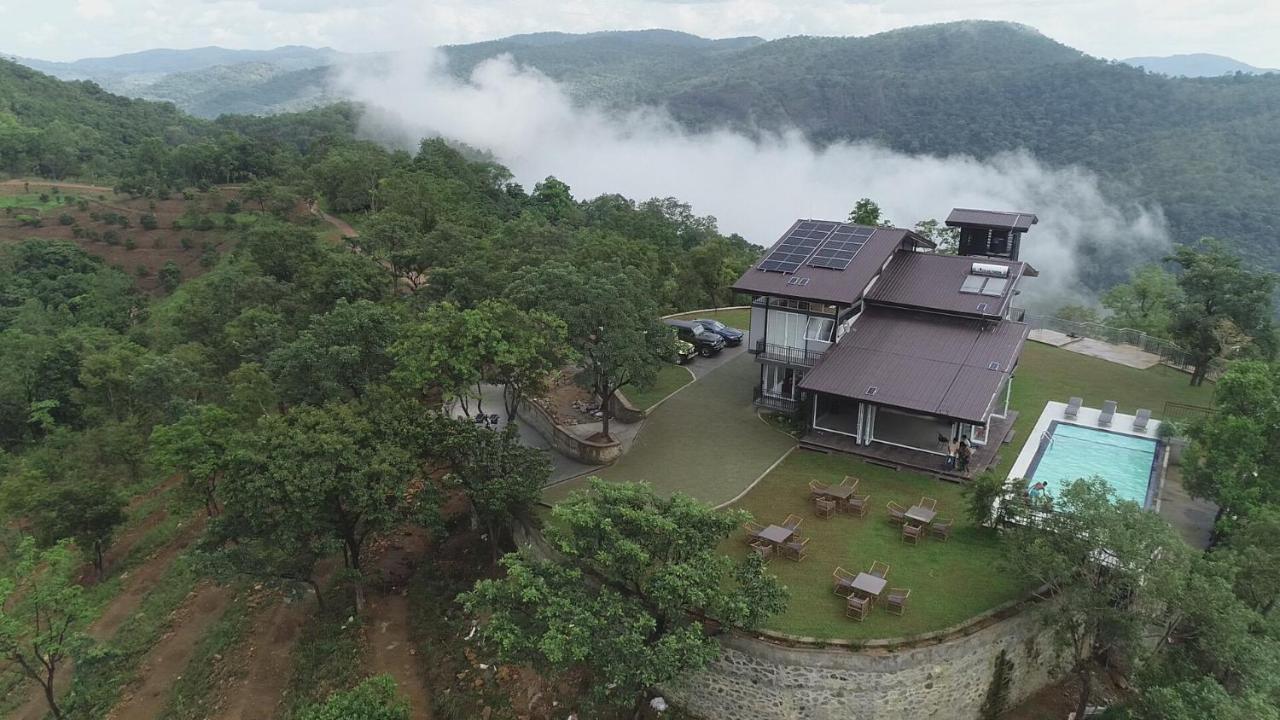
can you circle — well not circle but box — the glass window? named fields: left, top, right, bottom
left=805, top=317, right=834, bottom=342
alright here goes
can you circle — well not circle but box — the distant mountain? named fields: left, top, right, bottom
left=1123, top=53, right=1278, bottom=77
left=8, top=45, right=343, bottom=95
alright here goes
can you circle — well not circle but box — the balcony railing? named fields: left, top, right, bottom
left=753, top=387, right=800, bottom=415
left=750, top=340, right=827, bottom=367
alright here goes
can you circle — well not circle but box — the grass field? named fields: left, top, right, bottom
left=622, top=363, right=695, bottom=411
left=726, top=451, right=1022, bottom=640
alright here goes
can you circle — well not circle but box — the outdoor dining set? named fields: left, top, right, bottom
left=743, top=515, right=810, bottom=562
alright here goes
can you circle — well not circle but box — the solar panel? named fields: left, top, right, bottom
left=979, top=277, right=1009, bottom=297
left=808, top=227, right=875, bottom=270
left=959, top=274, right=986, bottom=294
left=758, top=222, right=840, bottom=273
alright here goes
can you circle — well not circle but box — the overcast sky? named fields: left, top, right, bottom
left=4, top=0, right=1277, bottom=67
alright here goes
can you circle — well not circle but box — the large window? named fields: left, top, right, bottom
left=763, top=365, right=802, bottom=399
left=766, top=310, right=806, bottom=349
left=805, top=317, right=834, bottom=342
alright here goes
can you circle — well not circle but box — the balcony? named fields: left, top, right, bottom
left=753, top=387, right=801, bottom=415
left=750, top=340, right=827, bottom=367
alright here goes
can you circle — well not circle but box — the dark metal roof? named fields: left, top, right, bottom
left=798, top=307, right=1029, bottom=423
left=867, top=251, right=1030, bottom=319
left=946, top=208, right=1038, bottom=232
left=731, top=220, right=930, bottom=306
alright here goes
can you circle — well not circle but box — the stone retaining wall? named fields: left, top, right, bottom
left=518, top=397, right=622, bottom=466
left=665, top=605, right=1071, bottom=720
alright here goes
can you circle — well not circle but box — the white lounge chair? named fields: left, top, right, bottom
left=1098, top=400, right=1117, bottom=428
left=1064, top=397, right=1083, bottom=420
left=1132, top=408, right=1151, bottom=434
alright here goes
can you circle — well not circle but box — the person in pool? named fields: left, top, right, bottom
left=1028, top=481, right=1049, bottom=504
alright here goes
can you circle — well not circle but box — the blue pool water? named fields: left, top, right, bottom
left=1027, top=422, right=1159, bottom=506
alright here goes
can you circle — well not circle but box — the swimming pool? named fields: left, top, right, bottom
left=1025, top=421, right=1160, bottom=507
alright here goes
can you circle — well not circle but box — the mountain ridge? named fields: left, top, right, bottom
left=1123, top=53, right=1278, bottom=77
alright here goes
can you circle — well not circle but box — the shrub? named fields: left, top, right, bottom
left=201, top=240, right=215, bottom=251
left=199, top=248, right=219, bottom=268
left=89, top=211, right=101, bottom=222
left=117, top=216, right=131, bottom=229
left=223, top=214, right=237, bottom=230
left=16, top=214, right=42, bottom=228
left=38, top=192, right=50, bottom=204
left=195, top=179, right=212, bottom=192
left=181, top=190, right=194, bottom=201
left=103, top=229, right=120, bottom=246
left=124, top=237, right=137, bottom=250
left=224, top=200, right=241, bottom=214
left=158, top=261, right=181, bottom=292
left=195, top=215, right=215, bottom=231
left=139, top=213, right=158, bottom=230
left=72, top=226, right=85, bottom=239
left=76, top=199, right=89, bottom=212
left=157, top=188, right=172, bottom=201
left=180, top=236, right=194, bottom=250
left=85, top=229, right=100, bottom=242
left=962, top=470, right=1006, bottom=527
left=58, top=213, right=75, bottom=226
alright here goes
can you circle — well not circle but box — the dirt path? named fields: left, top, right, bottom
left=10, top=516, right=204, bottom=720
left=365, top=591, right=432, bottom=719
left=107, top=582, right=236, bottom=720
left=206, top=595, right=310, bottom=720
left=0, top=179, right=115, bottom=193
left=310, top=205, right=359, bottom=238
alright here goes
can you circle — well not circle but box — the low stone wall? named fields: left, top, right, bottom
left=518, top=397, right=622, bottom=466
left=608, top=391, right=647, bottom=424
left=665, top=603, right=1071, bottom=720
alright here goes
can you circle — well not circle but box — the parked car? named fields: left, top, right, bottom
left=694, top=318, right=745, bottom=346
left=664, top=319, right=725, bottom=357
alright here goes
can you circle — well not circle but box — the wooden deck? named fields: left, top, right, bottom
left=798, top=411, right=1019, bottom=482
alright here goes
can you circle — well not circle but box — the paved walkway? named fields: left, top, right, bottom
left=1028, top=330, right=1162, bottom=370
left=542, top=352, right=795, bottom=507
left=1159, top=465, right=1217, bottom=549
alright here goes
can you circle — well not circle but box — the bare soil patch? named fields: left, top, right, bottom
left=107, top=581, right=236, bottom=720
left=535, top=369, right=600, bottom=425
left=203, top=593, right=311, bottom=720
left=1002, top=667, right=1128, bottom=720
left=365, top=526, right=434, bottom=719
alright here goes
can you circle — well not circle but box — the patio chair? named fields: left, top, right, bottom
left=929, top=518, right=954, bottom=541
left=846, top=494, right=870, bottom=518
left=782, top=514, right=803, bottom=531
left=845, top=595, right=871, bottom=622
left=832, top=566, right=857, bottom=597
left=918, top=497, right=937, bottom=512
left=886, top=588, right=911, bottom=616
left=742, top=521, right=765, bottom=539
left=808, top=480, right=829, bottom=501
left=782, top=536, right=809, bottom=562
left=1098, top=400, right=1117, bottom=428
left=869, top=561, right=890, bottom=579
left=814, top=497, right=836, bottom=519
left=1133, top=408, right=1152, bottom=434
left=1064, top=396, right=1083, bottom=420
left=840, top=475, right=860, bottom=490
left=750, top=540, right=773, bottom=562
left=901, top=523, right=924, bottom=545
left=886, top=501, right=907, bottom=526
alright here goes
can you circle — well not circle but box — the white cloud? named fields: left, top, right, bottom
left=74, top=0, right=115, bottom=20
left=335, top=52, right=1169, bottom=309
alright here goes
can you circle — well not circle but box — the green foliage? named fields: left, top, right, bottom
left=299, top=676, right=410, bottom=720
left=1101, top=265, right=1181, bottom=337
left=139, top=212, right=158, bottom=230
left=462, top=480, right=787, bottom=710
left=962, top=470, right=1005, bottom=527
left=158, top=260, right=181, bottom=293
left=847, top=197, right=889, bottom=226
left=24, top=479, right=128, bottom=573
left=268, top=299, right=399, bottom=406
left=149, top=404, right=238, bottom=515
left=1054, top=304, right=1102, bottom=325
left=1167, top=241, right=1277, bottom=385
left=57, top=212, right=74, bottom=226
left=0, top=538, right=92, bottom=720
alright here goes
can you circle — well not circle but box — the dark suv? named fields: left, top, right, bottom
left=693, top=318, right=745, bottom=346
left=664, top=319, right=725, bottom=357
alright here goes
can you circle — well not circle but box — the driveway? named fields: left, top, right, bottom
left=542, top=351, right=795, bottom=507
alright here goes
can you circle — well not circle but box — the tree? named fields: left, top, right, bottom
left=149, top=405, right=238, bottom=516
left=267, top=299, right=399, bottom=407
left=0, top=539, right=93, bottom=720
left=1000, top=477, right=1189, bottom=720
left=461, top=480, right=787, bottom=715
left=26, top=480, right=127, bottom=575
left=221, top=396, right=438, bottom=576
left=1182, top=361, right=1280, bottom=537
left=1167, top=241, right=1277, bottom=385
left=158, top=260, right=181, bottom=293
left=848, top=198, right=890, bottom=226
left=507, top=264, right=673, bottom=440
left=1100, top=264, right=1181, bottom=337
left=299, top=675, right=410, bottom=720
left=485, top=301, right=570, bottom=419
left=444, top=422, right=551, bottom=559
left=913, top=218, right=959, bottom=254
left=355, top=212, right=437, bottom=292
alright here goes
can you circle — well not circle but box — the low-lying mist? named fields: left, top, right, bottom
left=332, top=51, right=1169, bottom=308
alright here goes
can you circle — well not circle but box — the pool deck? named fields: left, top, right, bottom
left=1008, top=401, right=1162, bottom=482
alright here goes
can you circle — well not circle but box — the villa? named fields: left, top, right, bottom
left=733, top=208, right=1039, bottom=476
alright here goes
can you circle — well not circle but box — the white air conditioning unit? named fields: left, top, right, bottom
left=970, top=262, right=1010, bottom=278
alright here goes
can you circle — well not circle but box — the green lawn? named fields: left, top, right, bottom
left=667, top=307, right=750, bottom=332
left=0, top=193, right=73, bottom=210
left=622, top=363, right=694, bottom=411
left=726, top=451, right=1025, bottom=641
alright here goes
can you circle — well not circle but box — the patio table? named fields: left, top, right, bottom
left=821, top=485, right=857, bottom=501
left=850, top=572, right=887, bottom=599
left=756, top=524, right=793, bottom=545
left=906, top=506, right=937, bottom=525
